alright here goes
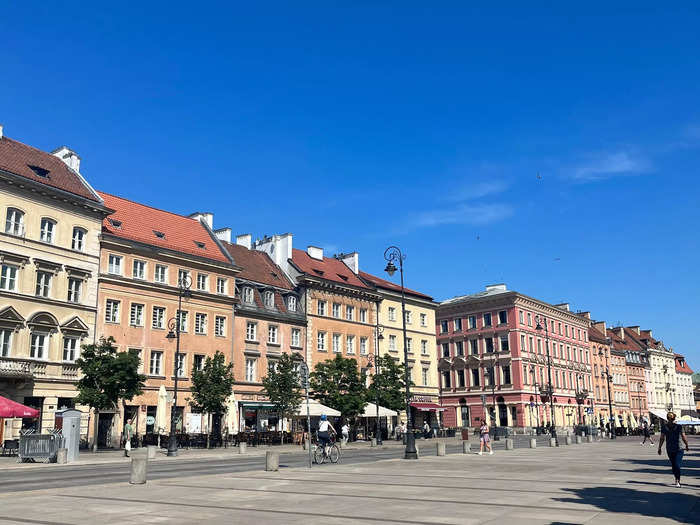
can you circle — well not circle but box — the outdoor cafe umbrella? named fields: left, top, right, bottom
left=156, top=385, right=168, bottom=433
left=0, top=396, right=39, bottom=418
left=224, top=393, right=237, bottom=434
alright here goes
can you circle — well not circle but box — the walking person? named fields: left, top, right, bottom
left=341, top=422, right=349, bottom=446
left=657, top=412, right=689, bottom=488
left=478, top=419, right=493, bottom=455
left=123, top=418, right=134, bottom=457
left=641, top=420, right=654, bottom=445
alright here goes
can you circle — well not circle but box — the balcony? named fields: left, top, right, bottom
left=0, top=358, right=45, bottom=378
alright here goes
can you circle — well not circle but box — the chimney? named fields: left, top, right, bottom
left=340, top=252, right=359, bottom=274
left=617, top=327, right=624, bottom=339
left=554, top=303, right=570, bottom=312
left=485, top=284, right=507, bottom=293
left=189, top=212, right=214, bottom=229
left=254, top=233, right=294, bottom=278
left=642, top=329, right=652, bottom=338
left=627, top=325, right=640, bottom=335
left=307, top=246, right=323, bottom=260
left=593, top=320, right=607, bottom=334
left=52, top=146, right=81, bottom=173
left=579, top=311, right=591, bottom=320
left=214, top=228, right=232, bottom=243
left=236, top=234, right=252, bottom=250
left=0, top=124, right=3, bottom=139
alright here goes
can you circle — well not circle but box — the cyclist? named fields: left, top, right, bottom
left=317, top=414, right=336, bottom=456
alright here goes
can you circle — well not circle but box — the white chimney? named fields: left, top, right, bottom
left=554, top=303, right=570, bottom=311
left=188, top=212, right=214, bottom=229
left=52, top=146, right=81, bottom=173
left=307, top=246, right=323, bottom=260
left=485, top=284, right=507, bottom=292
left=254, top=233, right=294, bottom=277
left=617, top=327, right=624, bottom=339
left=593, top=321, right=607, bottom=335
left=340, top=252, right=359, bottom=274
left=627, top=325, right=640, bottom=335
left=236, top=234, right=252, bottom=250
left=0, top=124, right=4, bottom=139
left=214, top=228, right=232, bottom=243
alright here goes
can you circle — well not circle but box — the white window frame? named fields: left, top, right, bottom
left=268, top=325, right=278, bottom=344
left=291, top=328, right=301, bottom=347
left=287, top=295, right=297, bottom=312
left=264, top=291, right=275, bottom=308
left=346, top=305, right=354, bottom=321
left=215, top=316, right=226, bottom=337
left=35, top=271, right=51, bottom=297
left=389, top=335, right=397, bottom=352
left=108, top=254, right=122, bottom=275
left=178, top=310, right=188, bottom=333
left=333, top=333, right=341, bottom=353
left=346, top=335, right=355, bottom=355
left=130, top=303, right=144, bottom=326
left=132, top=260, right=146, bottom=280
left=405, top=310, right=412, bottom=324
left=245, top=358, right=257, bottom=382
left=246, top=322, right=257, bottom=341
left=317, top=301, right=326, bottom=316
left=360, top=336, right=368, bottom=355
left=0, top=264, right=18, bottom=291
left=40, top=218, right=56, bottom=244
left=317, top=331, right=327, bottom=351
left=154, top=264, right=168, bottom=284
left=178, top=269, right=190, bottom=287
left=67, top=277, right=82, bottom=303
left=105, top=299, right=120, bottom=323
left=30, top=333, right=47, bottom=359
left=216, top=277, right=227, bottom=295
left=0, top=329, right=13, bottom=357
left=243, top=287, right=254, bottom=303
left=149, top=351, right=163, bottom=376
left=420, top=313, right=427, bottom=327
left=421, top=339, right=428, bottom=355
left=152, top=306, right=165, bottom=329
left=388, top=307, right=396, bottom=321
left=360, top=309, right=367, bottom=323
left=195, top=313, right=207, bottom=334
left=5, top=208, right=25, bottom=236
left=72, top=227, right=87, bottom=251
left=197, top=273, right=208, bottom=291
left=176, top=353, right=187, bottom=378
left=332, top=303, right=341, bottom=318
left=62, top=337, right=79, bottom=362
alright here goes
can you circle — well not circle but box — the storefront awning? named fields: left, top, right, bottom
left=410, top=402, right=444, bottom=412
left=240, top=402, right=276, bottom=409
left=650, top=409, right=668, bottom=421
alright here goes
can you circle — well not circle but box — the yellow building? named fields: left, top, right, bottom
left=359, top=270, right=440, bottom=430
left=0, top=129, right=111, bottom=441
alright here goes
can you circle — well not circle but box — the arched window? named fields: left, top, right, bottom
left=72, top=227, right=87, bottom=251
left=5, top=208, right=24, bottom=236
left=40, top=218, right=56, bottom=243
left=287, top=295, right=297, bottom=312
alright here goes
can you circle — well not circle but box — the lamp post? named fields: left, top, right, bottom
left=529, top=364, right=540, bottom=431
left=297, top=360, right=313, bottom=469
left=165, top=274, right=192, bottom=456
left=575, top=373, right=588, bottom=430
left=535, top=315, right=557, bottom=442
left=384, top=245, right=417, bottom=460
left=600, top=341, right=615, bottom=439
left=371, top=324, right=384, bottom=445
left=637, top=381, right=644, bottom=428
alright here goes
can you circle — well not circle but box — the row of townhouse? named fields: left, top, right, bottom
left=0, top=129, right=440, bottom=446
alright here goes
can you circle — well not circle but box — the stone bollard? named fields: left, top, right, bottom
left=56, top=448, right=68, bottom=464
left=587, top=435, right=593, bottom=443
left=129, top=449, right=148, bottom=485
left=436, top=442, right=446, bottom=456
left=549, top=438, right=557, bottom=447
left=505, top=438, right=514, bottom=450
left=575, top=436, right=582, bottom=444
left=147, top=445, right=157, bottom=460
left=529, top=438, right=537, bottom=448
left=265, top=451, right=279, bottom=472
left=462, top=441, right=471, bottom=454
left=370, top=438, right=377, bottom=447
left=565, top=436, right=572, bottom=445
left=239, top=442, right=247, bottom=454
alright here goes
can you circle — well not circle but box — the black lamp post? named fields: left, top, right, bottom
left=296, top=359, right=313, bottom=469
left=535, top=315, right=557, bottom=442
left=529, top=364, right=540, bottom=431
left=384, top=245, right=417, bottom=460
left=575, top=373, right=588, bottom=429
left=165, top=274, right=192, bottom=456
left=600, top=340, right=615, bottom=439
left=371, top=325, right=384, bottom=445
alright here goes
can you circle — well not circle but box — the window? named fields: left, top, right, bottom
left=420, top=313, right=427, bottom=327
left=291, top=328, right=301, bottom=347
left=470, top=339, right=478, bottom=355
left=61, top=337, right=78, bottom=362
left=105, top=299, right=120, bottom=323
left=195, top=313, right=207, bottom=334
left=558, top=322, right=562, bottom=334
left=268, top=325, right=278, bottom=344
left=360, top=308, right=367, bottom=323
left=442, top=371, right=451, bottom=388
left=455, top=341, right=464, bottom=356
left=245, top=358, right=257, bottom=382
left=132, top=260, right=146, bottom=279
left=149, top=351, right=163, bottom=375
left=63, top=277, right=81, bottom=303
left=483, top=313, right=492, bottom=327
left=442, top=342, right=450, bottom=358
left=30, top=333, right=47, bottom=359
left=317, top=331, right=327, bottom=351
left=440, top=320, right=448, bottom=333
left=0, top=264, right=18, bottom=291
left=332, top=303, right=341, bottom=318
left=503, top=365, right=512, bottom=385
left=333, top=333, right=341, bottom=353
left=389, top=335, right=397, bottom=352
left=197, top=273, right=208, bottom=291
left=194, top=355, right=205, bottom=371
left=178, top=311, right=188, bottom=332
left=498, top=310, right=507, bottom=324
left=35, top=271, right=51, bottom=297
left=346, top=305, right=354, bottom=321
left=520, top=334, right=526, bottom=351
left=108, top=254, right=122, bottom=275
left=178, top=269, right=190, bottom=287
left=152, top=306, right=165, bottom=329
left=176, top=353, right=186, bottom=377
left=129, top=348, right=143, bottom=373
left=287, top=295, right=297, bottom=312
left=519, top=311, right=524, bottom=324
left=485, top=338, right=494, bottom=353
left=5, top=208, right=24, bottom=235
left=388, top=307, right=396, bottom=322
left=421, top=340, right=428, bottom=355
left=130, top=303, right=144, bottom=326
left=216, top=277, right=227, bottom=294
left=500, top=335, right=509, bottom=352
left=405, top=310, right=412, bottom=324
left=565, top=325, right=569, bottom=337
left=317, top=300, right=326, bottom=316
left=360, top=337, right=368, bottom=355
left=406, top=338, right=412, bottom=353
left=537, top=339, right=542, bottom=354
left=0, top=329, right=12, bottom=357
left=485, top=367, right=495, bottom=386
left=246, top=322, right=257, bottom=341
left=69, top=227, right=86, bottom=251
left=457, top=369, right=466, bottom=388
left=468, top=315, right=477, bottom=329
left=529, top=336, right=534, bottom=352
left=40, top=218, right=56, bottom=243
left=215, top=316, right=226, bottom=337
left=527, top=313, right=532, bottom=327
left=243, top=287, right=254, bottom=303
left=155, top=265, right=167, bottom=283
left=471, top=368, right=480, bottom=386
left=422, top=368, right=429, bottom=386
left=346, top=335, right=355, bottom=354
left=454, top=318, right=462, bottom=331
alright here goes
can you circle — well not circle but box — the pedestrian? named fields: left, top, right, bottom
left=423, top=421, right=430, bottom=439
left=658, top=412, right=690, bottom=488
left=641, top=420, right=654, bottom=446
left=478, top=419, right=493, bottom=455
left=341, top=422, right=349, bottom=446
left=123, top=418, right=134, bottom=457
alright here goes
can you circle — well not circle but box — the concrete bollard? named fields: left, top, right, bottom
left=56, top=448, right=68, bottom=464
left=565, top=436, right=572, bottom=445
left=505, top=438, right=514, bottom=450
left=529, top=438, right=537, bottom=448
left=549, top=438, right=557, bottom=447
left=370, top=438, right=377, bottom=447
left=575, top=436, right=582, bottom=444
left=147, top=445, right=157, bottom=460
left=129, top=449, right=148, bottom=485
left=239, top=442, right=247, bottom=454
left=436, top=442, right=446, bottom=456
left=587, top=435, right=593, bottom=443
left=265, top=451, right=279, bottom=471
left=462, top=441, right=471, bottom=454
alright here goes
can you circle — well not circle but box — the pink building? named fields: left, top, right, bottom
left=437, top=284, right=593, bottom=431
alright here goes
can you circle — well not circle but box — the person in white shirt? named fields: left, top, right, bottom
left=341, top=423, right=350, bottom=445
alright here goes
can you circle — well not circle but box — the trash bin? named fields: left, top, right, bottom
left=55, top=409, right=82, bottom=463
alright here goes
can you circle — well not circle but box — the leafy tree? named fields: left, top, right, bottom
left=310, top=355, right=366, bottom=423
left=75, top=337, right=146, bottom=452
left=367, top=354, right=413, bottom=412
left=189, top=351, right=234, bottom=448
left=261, top=353, right=303, bottom=444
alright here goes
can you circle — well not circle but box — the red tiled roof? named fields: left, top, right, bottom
left=0, top=136, right=101, bottom=202
left=358, top=271, right=433, bottom=300
left=222, top=242, right=293, bottom=290
left=675, top=355, right=693, bottom=374
left=98, top=192, right=229, bottom=264
left=291, top=248, right=370, bottom=289
left=605, top=328, right=644, bottom=352
left=588, top=325, right=608, bottom=343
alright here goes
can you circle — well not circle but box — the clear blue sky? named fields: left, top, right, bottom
left=3, top=3, right=699, bottom=364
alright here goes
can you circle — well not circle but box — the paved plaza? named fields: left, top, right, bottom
left=0, top=436, right=697, bottom=524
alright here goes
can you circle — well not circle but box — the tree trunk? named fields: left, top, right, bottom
left=92, top=408, right=99, bottom=453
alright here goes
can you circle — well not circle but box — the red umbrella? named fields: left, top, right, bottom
left=0, top=396, right=40, bottom=418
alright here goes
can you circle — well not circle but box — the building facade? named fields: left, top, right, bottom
left=674, top=354, right=695, bottom=416
left=0, top=132, right=110, bottom=441
left=623, top=327, right=649, bottom=428
left=587, top=323, right=613, bottom=426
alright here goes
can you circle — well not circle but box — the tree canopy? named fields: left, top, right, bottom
left=189, top=350, right=235, bottom=416
left=367, top=354, right=412, bottom=412
left=310, top=355, right=366, bottom=421
left=262, top=353, right=304, bottom=442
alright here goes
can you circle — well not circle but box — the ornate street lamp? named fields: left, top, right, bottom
left=575, top=373, right=588, bottom=430
left=529, top=364, right=540, bottom=432
left=535, top=315, right=557, bottom=442
left=384, top=245, right=417, bottom=460
left=370, top=325, right=384, bottom=445
left=600, top=341, right=615, bottom=439
left=296, top=359, right=313, bottom=469
left=164, top=274, right=192, bottom=456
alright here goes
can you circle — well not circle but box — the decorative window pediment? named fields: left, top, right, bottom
left=465, top=355, right=481, bottom=367
left=437, top=357, right=453, bottom=371
left=65, top=265, right=91, bottom=280
left=60, top=315, right=90, bottom=335
left=27, top=311, right=59, bottom=332
left=33, top=258, right=62, bottom=274
left=452, top=356, right=468, bottom=370
left=0, top=305, right=25, bottom=330
left=0, top=250, right=30, bottom=268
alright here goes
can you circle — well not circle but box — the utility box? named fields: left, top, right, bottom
left=55, top=409, right=82, bottom=463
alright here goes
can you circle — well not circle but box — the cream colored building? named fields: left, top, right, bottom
left=0, top=130, right=111, bottom=442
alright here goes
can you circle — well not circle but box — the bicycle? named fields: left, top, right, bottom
left=313, top=432, right=340, bottom=464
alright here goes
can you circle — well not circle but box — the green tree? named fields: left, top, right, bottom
left=310, top=355, right=366, bottom=422
left=262, top=353, right=303, bottom=444
left=75, top=337, right=146, bottom=453
left=367, top=354, right=413, bottom=412
left=189, top=351, right=234, bottom=448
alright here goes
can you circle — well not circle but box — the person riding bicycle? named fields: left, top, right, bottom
left=317, top=414, right=336, bottom=452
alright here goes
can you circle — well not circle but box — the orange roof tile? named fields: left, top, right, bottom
left=222, top=242, right=294, bottom=290
left=359, top=271, right=433, bottom=300
left=291, top=248, right=370, bottom=289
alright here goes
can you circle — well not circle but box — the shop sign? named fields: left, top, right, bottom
left=146, top=416, right=155, bottom=425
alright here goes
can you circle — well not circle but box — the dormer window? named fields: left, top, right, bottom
left=264, top=291, right=275, bottom=308
left=287, top=296, right=297, bottom=312
left=194, top=241, right=206, bottom=249
left=153, top=230, right=165, bottom=239
left=337, top=274, right=349, bottom=281
left=28, top=165, right=50, bottom=178
left=108, top=218, right=122, bottom=229
left=243, top=287, right=254, bottom=304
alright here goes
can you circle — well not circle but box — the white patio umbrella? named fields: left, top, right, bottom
left=294, top=399, right=340, bottom=417
left=156, top=385, right=168, bottom=433
left=224, top=394, right=238, bottom=434
left=360, top=402, right=397, bottom=418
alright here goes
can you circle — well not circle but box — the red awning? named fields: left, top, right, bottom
left=410, top=402, right=445, bottom=412
left=0, top=396, right=40, bottom=418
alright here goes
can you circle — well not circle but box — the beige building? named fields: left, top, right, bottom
left=0, top=129, right=111, bottom=441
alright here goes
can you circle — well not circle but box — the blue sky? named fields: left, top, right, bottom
left=2, top=3, right=699, bottom=363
